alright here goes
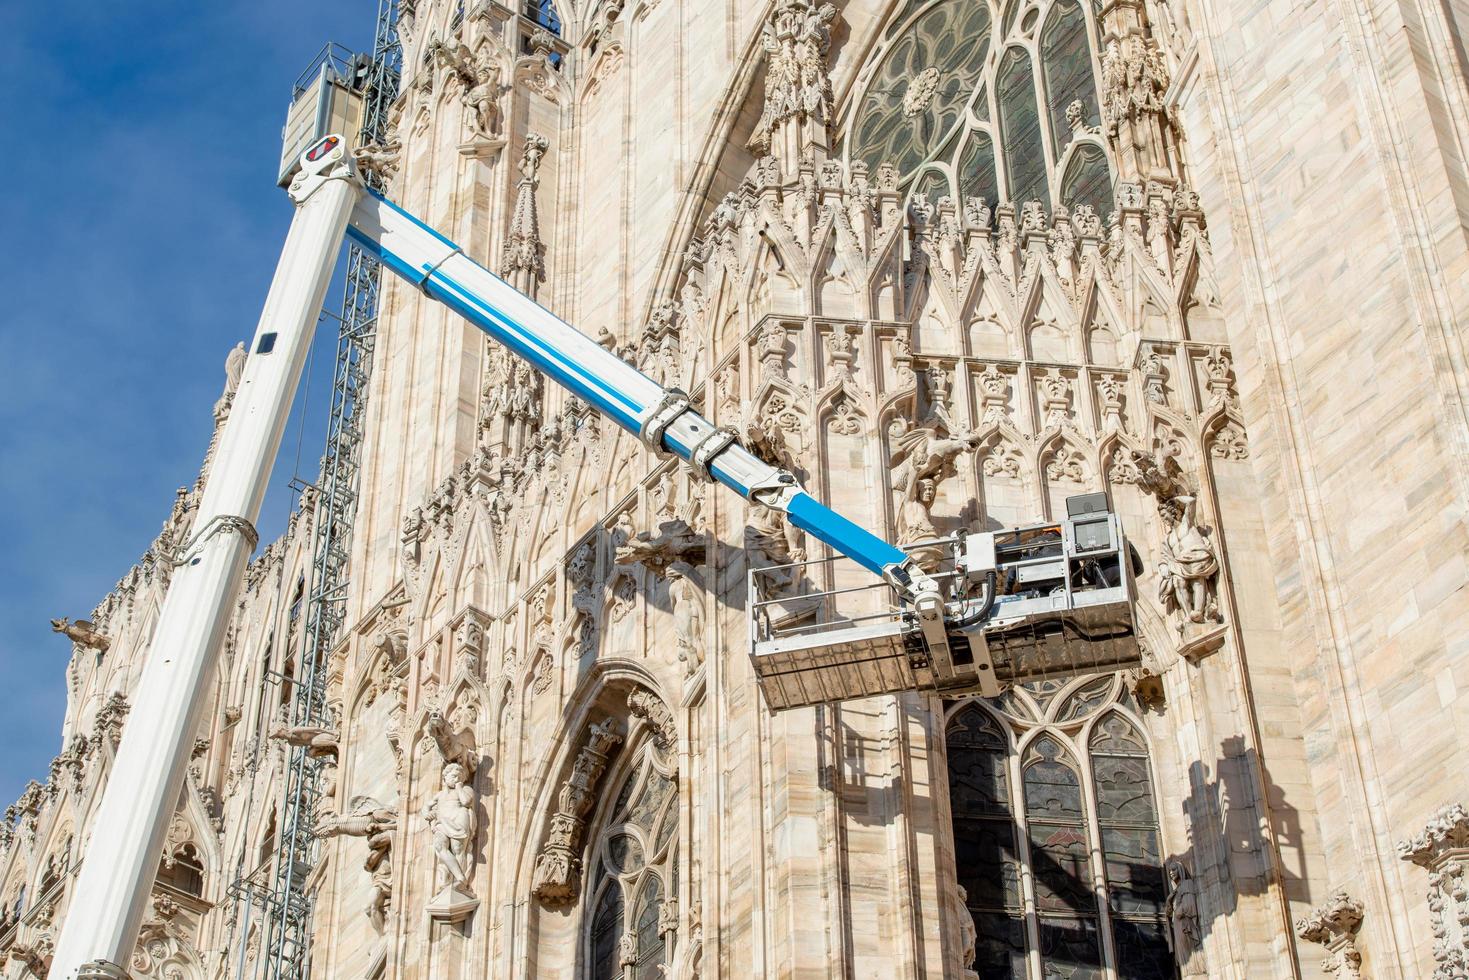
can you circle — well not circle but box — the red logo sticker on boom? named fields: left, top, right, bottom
left=307, top=136, right=340, bottom=162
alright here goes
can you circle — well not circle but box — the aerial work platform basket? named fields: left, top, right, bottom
left=749, top=493, right=1143, bottom=710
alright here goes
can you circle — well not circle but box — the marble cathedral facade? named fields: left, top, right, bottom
left=7, top=0, right=1469, bottom=977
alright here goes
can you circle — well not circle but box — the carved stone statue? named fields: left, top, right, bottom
left=213, top=342, right=247, bottom=420
left=742, top=414, right=807, bottom=596
left=424, top=761, right=477, bottom=891
left=353, top=138, right=402, bottom=183
left=461, top=56, right=503, bottom=141
left=1157, top=495, right=1220, bottom=625
left=267, top=715, right=340, bottom=760
left=425, top=709, right=477, bottom=774
left=1164, top=858, right=1205, bottom=975
left=316, top=798, right=398, bottom=931
left=666, top=562, right=706, bottom=675
left=897, top=478, right=942, bottom=567
left=615, top=518, right=706, bottom=571
left=956, top=885, right=978, bottom=976
left=51, top=617, right=110, bottom=653
left=889, top=415, right=980, bottom=568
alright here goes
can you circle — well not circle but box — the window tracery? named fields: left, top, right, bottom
left=585, top=736, right=678, bottom=980
left=843, top=0, right=1113, bottom=213
left=946, top=677, right=1174, bottom=978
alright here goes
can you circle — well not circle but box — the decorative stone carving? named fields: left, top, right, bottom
left=1164, top=859, right=1206, bottom=975
left=1399, top=803, right=1469, bottom=977
left=316, top=798, right=397, bottom=931
left=1208, top=419, right=1249, bottom=460
left=1037, top=369, right=1075, bottom=430
left=502, top=134, right=549, bottom=296
left=267, top=715, right=340, bottom=761
left=1101, top=33, right=1169, bottom=136
left=889, top=412, right=980, bottom=566
left=903, top=66, right=941, bottom=118
left=756, top=321, right=789, bottom=379
left=1295, top=890, right=1365, bottom=979
left=748, top=0, right=837, bottom=166
left=1140, top=344, right=1170, bottom=404
left=353, top=138, right=402, bottom=183
left=742, top=415, right=808, bottom=596
left=665, top=563, right=706, bottom=675
left=1064, top=99, right=1099, bottom=141
left=1157, top=495, right=1220, bottom=626
left=423, top=760, right=479, bottom=921
left=975, top=363, right=1011, bottom=426
left=628, top=689, right=676, bottom=755
left=461, top=49, right=504, bottom=143
left=532, top=720, right=623, bottom=905
left=9, top=940, right=51, bottom=978
left=93, top=692, right=130, bottom=750
left=130, top=894, right=204, bottom=980
left=425, top=708, right=477, bottom=775
left=1130, top=447, right=1223, bottom=635
left=50, top=617, right=110, bottom=653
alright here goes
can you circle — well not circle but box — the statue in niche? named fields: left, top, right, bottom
left=1156, top=494, right=1219, bottom=625
left=741, top=413, right=807, bottom=594
left=316, top=798, right=398, bottom=931
left=666, top=562, right=706, bottom=675
left=896, top=478, right=943, bottom=568
left=1164, top=859, right=1206, bottom=975
left=424, top=761, right=477, bottom=891
left=889, top=414, right=980, bottom=568
left=461, top=53, right=503, bottom=141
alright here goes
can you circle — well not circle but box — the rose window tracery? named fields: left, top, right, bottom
left=844, top=0, right=1113, bottom=216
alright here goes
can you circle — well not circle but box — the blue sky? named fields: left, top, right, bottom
left=0, top=2, right=376, bottom=805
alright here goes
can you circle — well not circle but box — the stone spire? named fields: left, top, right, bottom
left=1099, top=0, right=1179, bottom=182
left=747, top=0, right=838, bottom=178
left=501, top=133, right=549, bottom=298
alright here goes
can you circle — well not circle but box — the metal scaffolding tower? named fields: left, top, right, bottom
left=228, top=3, right=400, bottom=978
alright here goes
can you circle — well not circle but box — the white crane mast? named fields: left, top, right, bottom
left=49, top=138, right=361, bottom=980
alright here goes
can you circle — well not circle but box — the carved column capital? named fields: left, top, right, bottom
left=1295, top=891, right=1364, bottom=979
left=1400, top=803, right=1469, bottom=977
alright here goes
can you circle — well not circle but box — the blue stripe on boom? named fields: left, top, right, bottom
left=785, top=492, right=907, bottom=575
left=423, top=269, right=643, bottom=429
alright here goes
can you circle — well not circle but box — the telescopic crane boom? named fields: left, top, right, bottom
left=49, top=135, right=1140, bottom=978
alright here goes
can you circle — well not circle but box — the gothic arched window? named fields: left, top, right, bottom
left=158, top=842, right=206, bottom=897
left=843, top=0, right=1113, bottom=214
left=585, top=736, right=678, bottom=980
left=945, top=677, right=1175, bottom=978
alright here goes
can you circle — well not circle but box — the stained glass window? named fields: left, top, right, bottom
left=1091, top=713, right=1175, bottom=979
left=998, top=48, right=1048, bottom=206
left=1040, top=0, right=1099, bottom=152
left=586, top=731, right=679, bottom=978
left=946, top=679, right=1177, bottom=979
left=1024, top=737, right=1104, bottom=977
left=589, top=882, right=624, bottom=980
left=1062, top=141, right=1113, bottom=216
left=947, top=704, right=1026, bottom=979
left=845, top=0, right=1113, bottom=213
